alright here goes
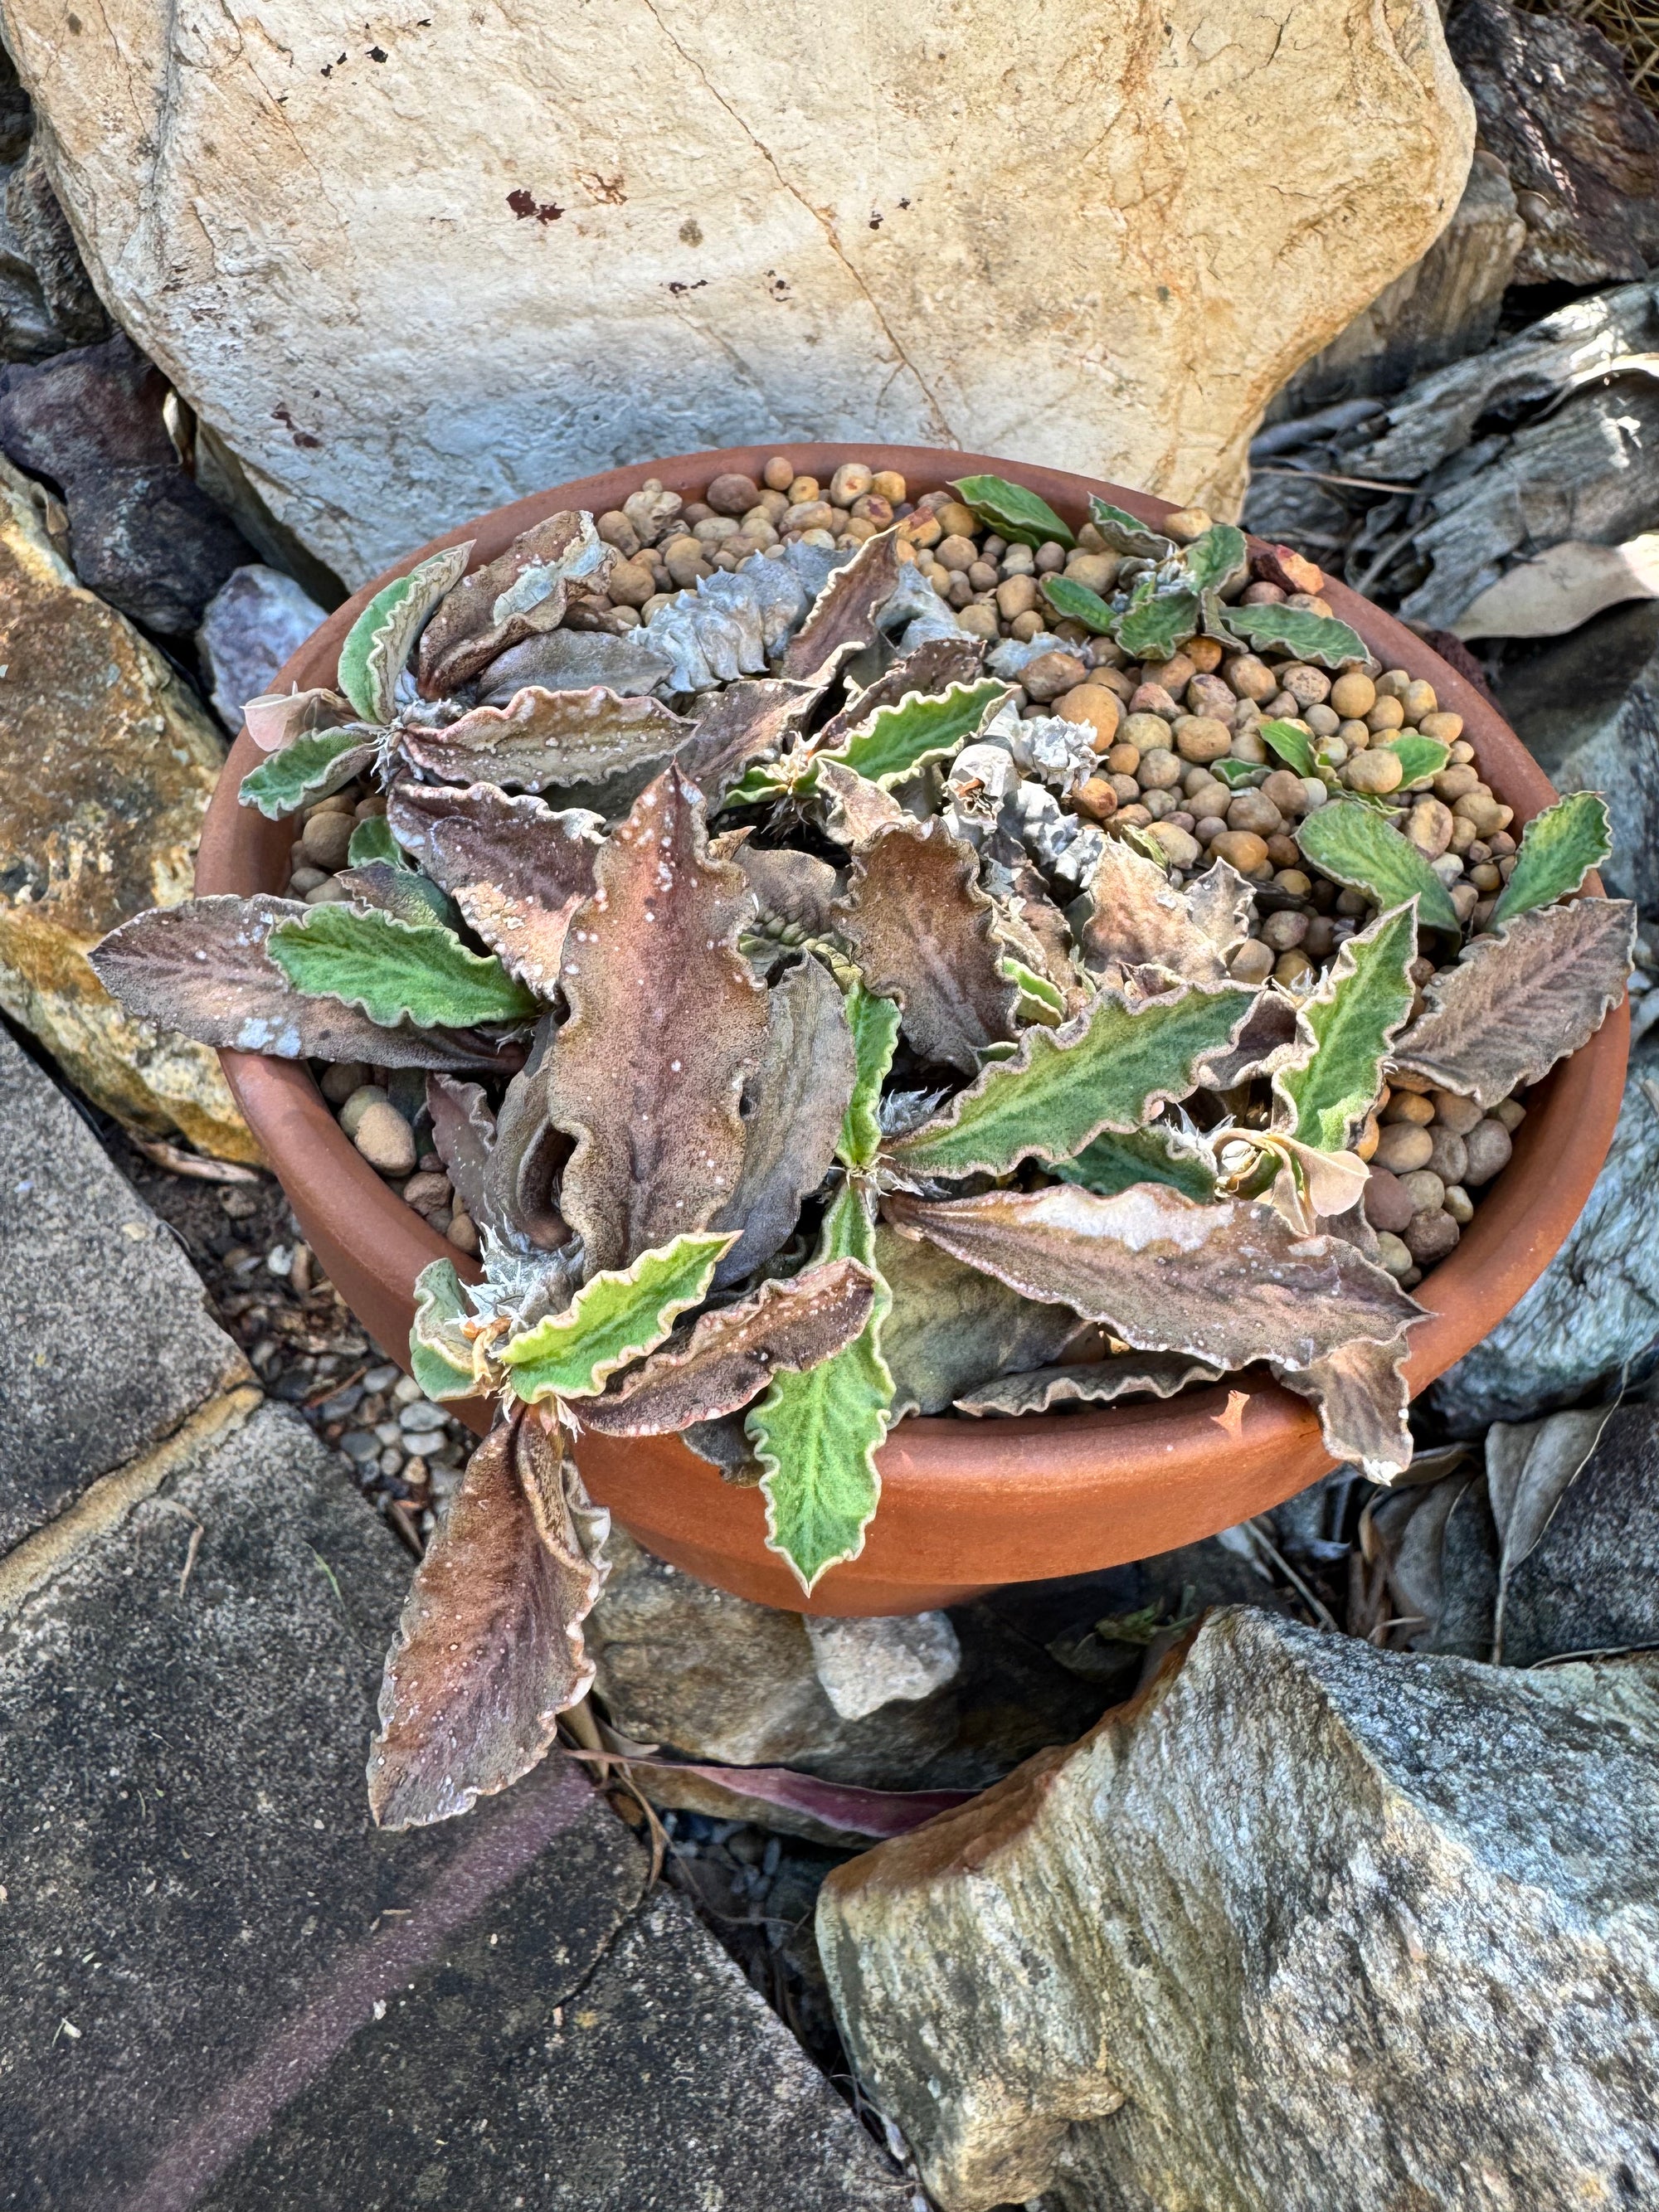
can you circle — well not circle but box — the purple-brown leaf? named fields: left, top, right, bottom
left=415, top=513, right=609, bottom=696
left=1274, top=1333, right=1413, bottom=1480
left=731, top=842, right=844, bottom=942
left=876, top=1221, right=1099, bottom=1417
left=426, top=1074, right=498, bottom=1233
left=955, top=1352, right=1222, bottom=1417
left=675, top=677, right=821, bottom=804
left=781, top=529, right=903, bottom=679
left=813, top=634, right=987, bottom=753
left=482, top=1015, right=572, bottom=1252
left=813, top=760, right=910, bottom=847
left=401, top=684, right=691, bottom=795
left=1080, top=841, right=1243, bottom=984
left=367, top=1407, right=610, bottom=1828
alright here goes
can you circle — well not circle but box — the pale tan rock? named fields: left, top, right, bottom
left=1, top=1, right=1470, bottom=580
left=0, top=457, right=257, bottom=1163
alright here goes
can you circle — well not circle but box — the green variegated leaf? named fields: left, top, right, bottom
left=1185, top=524, right=1248, bottom=596
left=267, top=906, right=539, bottom=1027
left=1274, top=904, right=1418, bottom=1150
left=1117, top=587, right=1201, bottom=662
left=1223, top=602, right=1368, bottom=669
left=1087, top=499, right=1173, bottom=560
left=837, top=980, right=902, bottom=1170
left=347, top=814, right=409, bottom=870
left=1054, top=1121, right=1219, bottom=1202
left=1491, top=790, right=1613, bottom=926
left=1199, top=588, right=1246, bottom=650
left=748, top=1180, right=893, bottom=1593
left=1380, top=732, right=1451, bottom=787
left=1000, top=955, right=1067, bottom=1025
left=1296, top=803, right=1462, bottom=932
left=1210, top=757, right=1259, bottom=790
left=885, top=980, right=1253, bottom=1180
left=409, top=1259, right=479, bottom=1400
left=337, top=543, right=474, bottom=724
left=951, top=474, right=1074, bottom=550
left=1039, top=575, right=1116, bottom=634
left=825, top=678, right=1008, bottom=788
left=237, top=724, right=379, bottom=819
left=1261, top=719, right=1317, bottom=778
left=499, top=1230, right=736, bottom=1402
left=335, top=861, right=461, bottom=931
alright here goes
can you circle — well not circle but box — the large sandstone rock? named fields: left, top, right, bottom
left=0, top=454, right=256, bottom=1159
left=0, top=0, right=1471, bottom=581
left=817, top=1609, right=1659, bottom=2212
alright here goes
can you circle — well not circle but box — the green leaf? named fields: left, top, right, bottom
left=824, top=678, right=1008, bottom=788
left=1185, top=524, right=1248, bottom=596
left=1039, top=575, right=1116, bottom=634
left=885, top=980, right=1253, bottom=1179
left=1117, top=586, right=1201, bottom=662
left=237, top=724, right=378, bottom=819
left=499, top=1231, right=736, bottom=1402
left=1199, top=587, right=1245, bottom=651
left=1260, top=718, right=1317, bottom=778
left=999, top=955, right=1067, bottom=1025
left=1491, top=790, right=1613, bottom=926
left=836, top=981, right=902, bottom=1170
left=347, top=814, right=409, bottom=869
left=1054, top=1122, right=1219, bottom=1202
left=337, top=543, right=473, bottom=724
left=408, top=1259, right=478, bottom=1401
left=1087, top=499, right=1173, bottom=560
left=1296, top=803, right=1462, bottom=933
left=1274, top=903, right=1418, bottom=1150
left=267, top=905, right=539, bottom=1027
left=1380, top=732, right=1451, bottom=787
left=1222, top=602, right=1368, bottom=670
left=1210, top=758, right=1259, bottom=790
left=951, top=474, right=1075, bottom=550
left=748, top=1180, right=894, bottom=1593
left=721, top=761, right=791, bottom=807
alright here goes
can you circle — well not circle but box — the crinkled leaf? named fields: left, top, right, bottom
left=1380, top=732, right=1450, bottom=787
left=1273, top=1333, right=1413, bottom=1481
left=781, top=528, right=903, bottom=678
left=1055, top=1121, right=1219, bottom=1202
left=1391, top=897, right=1636, bottom=1107
left=335, top=860, right=460, bottom=930
left=876, top=1223, right=1097, bottom=1417
left=575, top=1260, right=878, bottom=1435
left=238, top=723, right=379, bottom=819
left=834, top=819, right=1019, bottom=1073
left=88, top=895, right=513, bottom=1067
left=481, top=1016, right=572, bottom=1254
left=347, top=814, right=406, bottom=869
left=1087, top=499, right=1174, bottom=560
left=813, top=637, right=986, bottom=753
left=409, top=1258, right=480, bottom=1400
left=748, top=1181, right=893, bottom=1593
left=951, top=474, right=1074, bottom=550
left=1260, top=718, right=1317, bottom=779
left=837, top=982, right=902, bottom=1171
left=676, top=677, right=821, bottom=805
left=400, top=683, right=690, bottom=796
left=1210, top=757, right=1259, bottom=791
left=731, top=843, right=843, bottom=943
left=1197, top=985, right=1300, bottom=1091
left=426, top=1074, right=498, bottom=1236
left=267, top=905, right=538, bottom=1027
left=416, top=513, right=606, bottom=696
left=822, top=678, right=1009, bottom=792
left=243, top=687, right=353, bottom=754
left=1117, top=586, right=1201, bottom=662
left=1000, top=955, right=1067, bottom=1024
left=955, top=1351, right=1221, bottom=1417
left=1275, top=904, right=1418, bottom=1150
left=547, top=765, right=771, bottom=1271
left=500, top=1230, right=734, bottom=1402
left=1492, top=790, right=1614, bottom=926
left=367, top=1407, right=608, bottom=1829
left=1296, top=802, right=1462, bottom=932
left=1222, top=602, right=1367, bottom=670
left=1039, top=576, right=1115, bottom=634
left=887, top=980, right=1252, bottom=1179
left=1080, top=839, right=1234, bottom=983
left=1185, top=524, right=1248, bottom=596
left=1186, top=858, right=1257, bottom=955
left=478, top=628, right=675, bottom=702
left=812, top=760, right=910, bottom=847
left=339, top=543, right=474, bottom=723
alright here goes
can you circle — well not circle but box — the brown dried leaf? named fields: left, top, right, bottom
left=575, top=1260, right=878, bottom=1435
left=1273, top=1334, right=1412, bottom=1480
left=367, top=1407, right=609, bottom=1828
left=813, top=759, right=910, bottom=847
left=477, top=629, right=676, bottom=702
left=955, top=1351, right=1221, bottom=1417
left=732, top=843, right=844, bottom=941
left=875, top=1223, right=1097, bottom=1418
left=1390, top=898, right=1636, bottom=1107
left=548, top=765, right=771, bottom=1272
left=813, top=634, right=988, bottom=753
left=1186, top=858, right=1256, bottom=955
left=834, top=819, right=1020, bottom=1072
left=990, top=864, right=1087, bottom=1014
left=1079, top=839, right=1231, bottom=984
left=1195, top=985, right=1299, bottom=1091
left=426, top=1074, right=497, bottom=1233
left=401, top=684, right=690, bottom=795
left=482, top=1018, right=573, bottom=1253
left=89, top=895, right=513, bottom=1069
left=416, top=513, right=608, bottom=695
left=243, top=686, right=353, bottom=753
left=781, top=529, right=903, bottom=678
left=675, top=677, right=821, bottom=805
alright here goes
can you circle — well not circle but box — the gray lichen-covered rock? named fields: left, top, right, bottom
left=817, top=1609, right=1659, bottom=2212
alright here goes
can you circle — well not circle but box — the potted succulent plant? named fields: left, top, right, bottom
left=94, top=446, right=1631, bottom=1830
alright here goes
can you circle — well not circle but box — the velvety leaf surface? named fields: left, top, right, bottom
left=1080, top=839, right=1235, bottom=982
left=1379, top=732, right=1450, bottom=786
left=875, top=1223, right=1092, bottom=1417
left=331, top=862, right=458, bottom=929
left=476, top=629, right=675, bottom=701
left=547, top=765, right=771, bottom=1271
left=1185, top=523, right=1248, bottom=595
left=812, top=636, right=986, bottom=752
left=1273, top=1333, right=1413, bottom=1480
left=837, top=983, right=902, bottom=1171
left=1260, top=719, right=1317, bottom=779
left=367, top=1407, right=608, bottom=1828
left=1195, top=985, right=1299, bottom=1091
left=731, top=843, right=844, bottom=942
left=1492, top=790, right=1613, bottom=926
left=1117, top=586, right=1201, bottom=662
left=482, top=1016, right=572, bottom=1253
left=1054, top=1121, right=1219, bottom=1202
left=675, top=677, right=820, bottom=803
left=347, top=815, right=405, bottom=870
left=1087, top=498, right=1171, bottom=560
left=781, top=528, right=902, bottom=678
left=500, top=1229, right=734, bottom=1401
left=409, top=1258, right=479, bottom=1400
left=238, top=724, right=379, bottom=819
left=951, top=474, right=1074, bottom=549
left=415, top=513, right=605, bottom=695
left=401, top=683, right=689, bottom=795
left=267, top=905, right=538, bottom=1027
left=955, top=1350, right=1221, bottom=1417
left=426, top=1074, right=498, bottom=1235
left=575, top=1259, right=878, bottom=1435
left=1039, top=575, right=1115, bottom=633
left=1275, top=904, right=1418, bottom=1150
left=835, top=819, right=1019, bottom=1073
left=339, top=542, right=474, bottom=722
left=1296, top=803, right=1462, bottom=932
left=1391, top=898, right=1636, bottom=1106
left=243, top=686, right=353, bottom=753
left=812, top=761, right=910, bottom=847
left=825, top=678, right=1009, bottom=790
left=1222, top=602, right=1368, bottom=669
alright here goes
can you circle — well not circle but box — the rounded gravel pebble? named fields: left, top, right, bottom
left=1404, top=1209, right=1460, bottom=1264
left=1462, top=1118, right=1514, bottom=1185
left=300, top=810, right=355, bottom=870
left=1362, top=1167, right=1415, bottom=1234
left=1372, top=1121, right=1435, bottom=1175
left=353, top=1100, right=417, bottom=1176
left=1426, top=1126, right=1469, bottom=1184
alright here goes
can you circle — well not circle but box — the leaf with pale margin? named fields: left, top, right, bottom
left=1380, top=732, right=1451, bottom=787
left=426, top=1074, right=499, bottom=1237
left=781, top=528, right=903, bottom=677
left=338, top=543, right=473, bottom=723
left=400, top=683, right=690, bottom=795
left=347, top=815, right=406, bottom=869
left=1054, top=1121, right=1219, bottom=1202
left=837, top=982, right=902, bottom=1170
left=1390, top=897, right=1636, bottom=1107
left=1296, top=802, right=1462, bottom=931
left=1492, top=790, right=1613, bottom=926
left=546, top=765, right=771, bottom=1271
left=243, top=687, right=353, bottom=753
left=1080, top=839, right=1233, bottom=983
left=875, top=1222, right=1093, bottom=1417
left=828, top=678, right=1009, bottom=789
left=955, top=1351, right=1221, bottom=1417
left=367, top=1407, right=609, bottom=1828
left=1260, top=718, right=1317, bottom=779
left=1039, top=576, right=1115, bottom=633
left=951, top=474, right=1075, bottom=550
left=811, top=760, right=910, bottom=848
left=416, top=513, right=606, bottom=696
left=238, top=723, right=379, bottom=819
left=409, top=1259, right=480, bottom=1400
left=334, top=861, right=460, bottom=930
left=1001, top=955, right=1067, bottom=1024
left=481, top=1015, right=572, bottom=1255
left=500, top=1230, right=734, bottom=1402
left=1087, top=499, right=1172, bottom=560
left=729, top=843, right=843, bottom=944
left=1185, top=524, right=1248, bottom=596
left=674, top=677, right=821, bottom=805
left=1117, top=586, right=1201, bottom=662
left=886, top=980, right=1252, bottom=1179
left=88, top=896, right=513, bottom=1068
left=1274, top=904, right=1418, bottom=1150
left=1221, top=601, right=1368, bottom=670
left=1273, top=1334, right=1413, bottom=1481
left=267, top=906, right=538, bottom=1027
left=1210, top=757, right=1259, bottom=791
left=813, top=636, right=987, bottom=753
left=748, top=1181, right=894, bottom=1593
left=575, top=1260, right=878, bottom=1435
left=1197, top=986, right=1300, bottom=1091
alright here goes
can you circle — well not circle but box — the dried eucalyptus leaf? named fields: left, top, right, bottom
left=500, top=1229, right=734, bottom=1401
left=1087, top=498, right=1172, bottom=560
left=1039, top=576, right=1115, bottom=634
left=1081, top=839, right=1232, bottom=983
left=367, top=1407, right=608, bottom=1829
left=1185, top=524, right=1249, bottom=596
left=1223, top=602, right=1368, bottom=670
left=1391, top=898, right=1637, bottom=1107
left=478, top=628, right=676, bottom=702
left=416, top=513, right=607, bottom=696
left=1296, top=803, right=1462, bottom=932
left=267, top=905, right=538, bottom=1028
left=675, top=677, right=821, bottom=804
left=1274, top=904, right=1418, bottom=1150
left=955, top=1351, right=1221, bottom=1417
left=548, top=765, right=771, bottom=1271
left=409, top=1257, right=479, bottom=1401
left=576, top=1259, right=878, bottom=1435
left=238, top=724, right=380, bottom=819
left=1117, top=587, right=1201, bottom=662
left=951, top=474, right=1075, bottom=550
left=835, top=819, right=1019, bottom=1074
left=814, top=636, right=987, bottom=753
left=1491, top=790, right=1613, bottom=926
left=400, top=684, right=690, bottom=794
left=876, top=1222, right=1094, bottom=1417
left=339, top=543, right=474, bottom=724
left=1054, top=1122, right=1219, bottom=1203
left=781, top=528, right=903, bottom=678
left=243, top=687, right=353, bottom=753
left=426, top=1074, right=497, bottom=1233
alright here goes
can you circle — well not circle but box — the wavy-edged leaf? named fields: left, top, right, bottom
left=748, top=1181, right=893, bottom=1593
left=1275, top=904, right=1418, bottom=1150
left=951, top=474, right=1074, bottom=550
left=501, top=1229, right=734, bottom=1402
left=347, top=814, right=406, bottom=869
left=1196, top=984, right=1299, bottom=1091
left=781, top=528, right=903, bottom=678
left=955, top=1351, right=1221, bottom=1417
left=478, top=628, right=676, bottom=702
left=813, top=636, right=986, bottom=754
left=1380, top=732, right=1450, bottom=787
left=409, top=1258, right=480, bottom=1400
left=1087, top=499, right=1173, bottom=560
left=416, top=513, right=606, bottom=696
left=426, top=1074, right=498, bottom=1235
left=1260, top=718, right=1317, bottom=779
left=1080, top=839, right=1234, bottom=983
left=1117, top=586, right=1200, bottom=662
left=1054, top=1121, right=1219, bottom=1202
left=1492, top=790, right=1614, bottom=926
left=730, top=843, right=843, bottom=942
left=1039, top=575, right=1115, bottom=634
left=834, top=818, right=1019, bottom=1073
left=1210, top=757, right=1259, bottom=791
left=339, top=543, right=473, bottom=723
left=481, top=1016, right=572, bottom=1253
left=811, top=760, right=910, bottom=847
left=267, top=905, right=538, bottom=1027
left=575, top=1259, right=878, bottom=1435
left=887, top=980, right=1252, bottom=1180
left=243, top=687, right=353, bottom=754
left=367, top=1407, right=608, bottom=1828
left=1185, top=524, right=1248, bottom=596
left=1222, top=601, right=1367, bottom=669
left=335, top=858, right=459, bottom=929
left=675, top=677, right=821, bottom=805
left=1001, top=955, right=1067, bottom=1024
left=1391, top=897, right=1636, bottom=1107
left=837, top=982, right=902, bottom=1171
left=400, top=683, right=690, bottom=796
left=547, top=764, right=771, bottom=1271
left=88, top=895, right=513, bottom=1068
left=876, top=1223, right=1094, bottom=1417
left=1273, top=1334, right=1413, bottom=1481
left=238, top=723, right=379, bottom=819
left=1296, top=803, right=1462, bottom=932
left=821, top=678, right=1009, bottom=793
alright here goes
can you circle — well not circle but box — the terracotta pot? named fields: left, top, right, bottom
left=195, top=445, right=1630, bottom=1616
